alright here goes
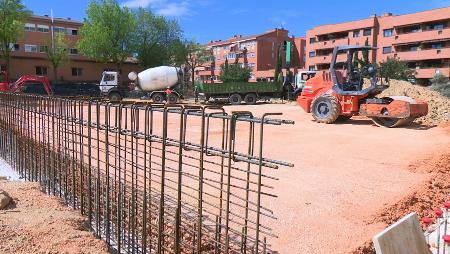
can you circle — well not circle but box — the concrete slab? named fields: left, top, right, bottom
left=373, top=212, right=431, bottom=254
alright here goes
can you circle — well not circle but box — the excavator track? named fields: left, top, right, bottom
left=370, top=117, right=415, bottom=128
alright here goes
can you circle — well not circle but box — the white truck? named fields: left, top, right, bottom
left=99, top=66, right=184, bottom=103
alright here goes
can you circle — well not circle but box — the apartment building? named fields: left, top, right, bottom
left=306, top=7, right=450, bottom=84
left=196, top=29, right=305, bottom=83
left=0, top=15, right=139, bottom=82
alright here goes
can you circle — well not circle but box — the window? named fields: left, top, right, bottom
left=25, top=44, right=38, bottom=53
left=37, top=25, right=50, bottom=33
left=103, top=74, right=115, bottom=81
left=434, top=24, right=444, bottom=30
left=409, top=26, right=421, bottom=33
left=309, top=37, right=316, bottom=44
left=309, top=51, right=316, bottom=57
left=0, top=65, right=6, bottom=72
left=67, top=28, right=78, bottom=36
left=53, top=27, right=66, bottom=33
left=353, top=30, right=360, bottom=38
left=24, top=23, right=36, bottom=32
left=69, top=48, right=78, bottom=55
left=431, top=43, right=443, bottom=49
left=9, top=43, right=19, bottom=51
left=383, top=29, right=393, bottom=37
left=72, top=68, right=83, bottom=76
left=409, top=45, right=419, bottom=51
left=363, top=28, right=372, bottom=36
left=309, top=65, right=316, bottom=71
left=247, top=52, right=256, bottom=58
left=39, top=45, right=48, bottom=53
left=35, top=66, right=48, bottom=76
left=383, top=46, right=392, bottom=54
left=227, top=53, right=236, bottom=59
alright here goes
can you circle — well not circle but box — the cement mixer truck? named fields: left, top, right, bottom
left=99, top=66, right=184, bottom=103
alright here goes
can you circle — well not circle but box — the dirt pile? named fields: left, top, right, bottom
left=0, top=180, right=109, bottom=254
left=353, top=148, right=450, bottom=254
left=380, top=80, right=450, bottom=125
left=0, top=189, right=11, bottom=209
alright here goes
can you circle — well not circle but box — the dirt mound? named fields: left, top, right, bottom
left=0, top=180, right=109, bottom=254
left=380, top=80, right=450, bottom=125
left=353, top=150, right=450, bottom=254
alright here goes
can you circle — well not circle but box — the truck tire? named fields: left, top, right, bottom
left=229, top=94, right=242, bottom=105
left=167, top=94, right=178, bottom=104
left=152, top=93, right=165, bottom=103
left=310, top=93, right=341, bottom=124
left=108, top=92, right=122, bottom=102
left=244, top=93, right=257, bottom=105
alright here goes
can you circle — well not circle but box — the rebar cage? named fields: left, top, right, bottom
left=0, top=93, right=294, bottom=254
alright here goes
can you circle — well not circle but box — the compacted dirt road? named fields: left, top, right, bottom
left=222, top=102, right=450, bottom=254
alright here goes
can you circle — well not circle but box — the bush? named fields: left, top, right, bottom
left=431, top=73, right=450, bottom=98
left=379, top=57, right=414, bottom=82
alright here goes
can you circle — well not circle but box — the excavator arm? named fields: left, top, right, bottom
left=10, top=75, right=53, bottom=96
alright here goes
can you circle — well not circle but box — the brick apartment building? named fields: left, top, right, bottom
left=305, top=6, right=450, bottom=84
left=196, top=28, right=306, bottom=83
left=0, top=15, right=139, bottom=82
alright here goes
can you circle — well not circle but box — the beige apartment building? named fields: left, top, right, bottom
left=0, top=15, right=139, bottom=82
left=196, top=29, right=306, bottom=83
left=306, top=6, right=450, bottom=84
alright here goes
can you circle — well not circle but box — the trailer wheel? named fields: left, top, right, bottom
left=108, top=92, right=122, bottom=102
left=310, top=93, right=341, bottom=124
left=167, top=94, right=178, bottom=104
left=229, top=94, right=242, bottom=105
left=152, top=93, right=165, bottom=103
left=244, top=93, right=257, bottom=105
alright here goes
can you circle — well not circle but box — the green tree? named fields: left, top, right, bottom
left=46, top=33, right=69, bottom=80
left=182, top=40, right=212, bottom=85
left=77, top=0, right=136, bottom=74
left=133, top=8, right=183, bottom=68
left=431, top=73, right=450, bottom=98
left=353, top=51, right=360, bottom=69
left=379, top=57, right=413, bottom=83
left=0, top=0, right=30, bottom=74
left=274, top=47, right=282, bottom=82
left=224, top=57, right=229, bottom=73
left=220, top=60, right=251, bottom=83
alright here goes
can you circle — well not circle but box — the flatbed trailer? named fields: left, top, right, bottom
left=195, top=81, right=284, bottom=105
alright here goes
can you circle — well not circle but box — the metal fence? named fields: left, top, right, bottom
left=0, top=93, right=294, bottom=254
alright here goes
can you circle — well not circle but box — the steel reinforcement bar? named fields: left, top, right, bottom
left=0, top=93, right=294, bottom=254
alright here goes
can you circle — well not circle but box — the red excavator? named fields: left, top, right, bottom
left=297, top=45, right=428, bottom=128
left=0, top=71, right=53, bottom=96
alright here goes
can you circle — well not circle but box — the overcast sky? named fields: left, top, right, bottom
left=23, top=0, right=450, bottom=43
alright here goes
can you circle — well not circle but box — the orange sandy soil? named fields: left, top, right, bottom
left=219, top=102, right=450, bottom=254
left=0, top=180, right=109, bottom=254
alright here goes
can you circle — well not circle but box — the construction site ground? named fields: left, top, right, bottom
left=0, top=99, right=449, bottom=253
left=221, top=102, right=450, bottom=253
left=0, top=180, right=110, bottom=254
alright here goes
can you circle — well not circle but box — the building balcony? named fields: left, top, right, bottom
left=308, top=53, right=348, bottom=65
left=197, top=70, right=221, bottom=76
left=393, top=28, right=450, bottom=45
left=413, top=67, right=450, bottom=79
left=394, top=47, right=450, bottom=61
left=309, top=37, right=349, bottom=50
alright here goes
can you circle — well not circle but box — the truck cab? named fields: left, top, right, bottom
left=294, top=71, right=317, bottom=96
left=99, top=71, right=128, bottom=101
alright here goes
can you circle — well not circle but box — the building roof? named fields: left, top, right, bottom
left=206, top=28, right=287, bottom=47
left=30, top=14, right=83, bottom=25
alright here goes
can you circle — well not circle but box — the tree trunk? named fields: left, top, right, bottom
left=5, top=51, right=11, bottom=77
left=53, top=65, right=58, bottom=81
left=191, top=66, right=195, bottom=87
